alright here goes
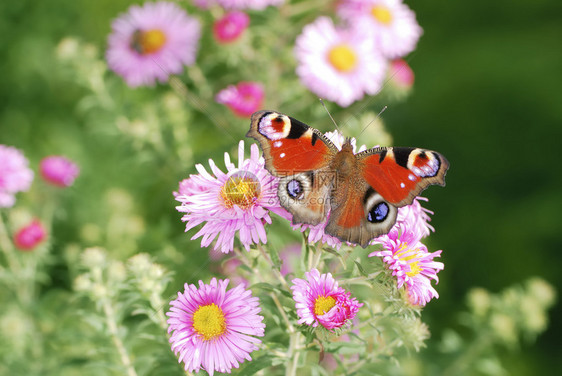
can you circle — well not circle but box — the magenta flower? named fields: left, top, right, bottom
left=167, top=278, right=265, bottom=375
left=39, top=156, right=79, bottom=187
left=370, top=224, right=444, bottom=306
left=0, top=145, right=33, bottom=208
left=216, top=0, right=284, bottom=10
left=13, top=219, right=46, bottom=251
left=295, top=17, right=387, bottom=107
left=291, top=269, right=362, bottom=330
left=175, top=141, right=290, bottom=254
left=389, top=59, right=414, bottom=88
left=216, top=82, right=264, bottom=118
left=106, top=1, right=201, bottom=87
left=338, top=0, right=422, bottom=59
left=213, top=11, right=250, bottom=44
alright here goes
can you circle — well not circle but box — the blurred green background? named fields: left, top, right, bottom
left=1, top=0, right=560, bottom=374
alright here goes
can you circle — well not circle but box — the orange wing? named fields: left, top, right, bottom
left=247, top=111, right=338, bottom=175
left=358, top=147, right=449, bottom=207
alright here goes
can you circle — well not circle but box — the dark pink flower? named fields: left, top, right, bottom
left=216, top=82, right=264, bottom=118
left=389, top=59, right=414, bottom=88
left=291, top=268, right=362, bottom=330
left=213, top=11, right=250, bottom=44
left=40, top=156, right=79, bottom=187
left=14, top=219, right=46, bottom=251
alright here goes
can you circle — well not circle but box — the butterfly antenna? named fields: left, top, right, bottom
left=358, top=105, right=387, bottom=137
left=319, top=98, right=340, bottom=132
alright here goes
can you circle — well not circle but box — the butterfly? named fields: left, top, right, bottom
left=247, top=111, right=449, bottom=248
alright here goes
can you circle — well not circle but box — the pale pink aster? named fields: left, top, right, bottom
left=216, top=0, right=284, bottom=10
left=0, top=145, right=33, bottom=208
left=395, top=196, right=434, bottom=238
left=370, top=224, right=444, bottom=306
left=39, top=155, right=79, bottom=187
left=216, top=82, right=264, bottom=118
left=295, top=17, right=387, bottom=107
left=291, top=268, right=362, bottom=330
left=389, top=58, right=414, bottom=88
left=106, top=1, right=201, bottom=87
left=175, top=141, right=290, bottom=254
left=167, top=278, right=265, bottom=375
left=13, top=219, right=47, bottom=251
left=338, top=0, right=423, bottom=59
left=173, top=176, right=211, bottom=198
left=213, top=11, right=250, bottom=44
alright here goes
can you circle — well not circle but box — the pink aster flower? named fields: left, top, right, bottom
left=13, top=219, right=47, bottom=251
left=106, top=1, right=201, bottom=87
left=167, top=278, right=265, bottom=375
left=291, top=268, right=362, bottom=330
left=216, top=0, right=284, bottom=10
left=213, top=11, right=250, bottom=44
left=39, top=155, right=79, bottom=187
left=0, top=145, right=33, bottom=208
left=295, top=17, right=387, bottom=107
left=395, top=196, right=434, bottom=239
left=338, top=0, right=422, bottom=59
left=176, top=141, right=290, bottom=254
left=216, top=82, right=265, bottom=118
left=370, top=224, right=444, bottom=306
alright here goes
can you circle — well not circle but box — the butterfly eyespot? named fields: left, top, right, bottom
left=287, top=179, right=304, bottom=200
left=367, top=202, right=389, bottom=223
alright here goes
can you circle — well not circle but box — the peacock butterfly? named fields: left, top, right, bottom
left=246, top=111, right=449, bottom=248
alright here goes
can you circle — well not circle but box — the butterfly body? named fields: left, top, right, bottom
left=247, top=111, right=449, bottom=248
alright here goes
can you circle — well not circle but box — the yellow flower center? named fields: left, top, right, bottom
left=371, top=5, right=393, bottom=25
left=192, top=303, right=227, bottom=341
left=131, top=29, right=167, bottom=54
left=314, top=295, right=336, bottom=316
left=395, top=243, right=422, bottom=277
left=327, top=44, right=358, bottom=73
left=220, top=171, right=261, bottom=209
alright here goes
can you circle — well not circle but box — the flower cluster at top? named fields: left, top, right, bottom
left=105, top=0, right=420, bottom=110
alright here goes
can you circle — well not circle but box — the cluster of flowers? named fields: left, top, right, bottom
left=106, top=0, right=418, bottom=115
left=171, top=136, right=444, bottom=374
left=0, top=144, right=79, bottom=251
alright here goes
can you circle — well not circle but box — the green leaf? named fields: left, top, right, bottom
left=268, top=246, right=282, bottom=270
left=237, top=355, right=274, bottom=376
left=354, top=260, right=369, bottom=277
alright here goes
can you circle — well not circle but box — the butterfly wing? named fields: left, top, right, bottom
left=247, top=111, right=339, bottom=225
left=325, top=146, right=449, bottom=247
left=357, top=147, right=449, bottom=206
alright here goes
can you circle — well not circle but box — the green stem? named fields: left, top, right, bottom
left=286, top=331, right=303, bottom=376
left=102, top=297, right=138, bottom=376
left=0, top=212, right=21, bottom=271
